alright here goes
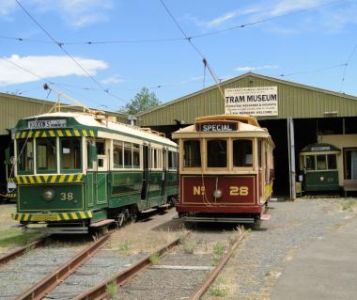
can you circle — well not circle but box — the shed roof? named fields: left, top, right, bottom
left=137, top=72, right=357, bottom=127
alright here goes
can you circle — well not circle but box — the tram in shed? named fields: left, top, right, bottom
left=172, top=114, right=274, bottom=226
left=11, top=110, right=178, bottom=234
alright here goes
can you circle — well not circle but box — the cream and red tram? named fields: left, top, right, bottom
left=172, top=115, right=274, bottom=225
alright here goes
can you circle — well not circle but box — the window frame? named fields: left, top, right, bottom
left=60, top=137, right=82, bottom=173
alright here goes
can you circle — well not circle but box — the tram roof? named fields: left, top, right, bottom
left=22, top=111, right=177, bottom=147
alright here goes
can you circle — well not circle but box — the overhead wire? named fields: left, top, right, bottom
left=340, top=43, right=357, bottom=92
left=14, top=0, right=126, bottom=104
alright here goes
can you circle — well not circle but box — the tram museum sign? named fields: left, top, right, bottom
left=224, top=86, right=278, bottom=116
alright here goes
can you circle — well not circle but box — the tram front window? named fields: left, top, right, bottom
left=233, top=139, right=252, bottom=167
left=184, top=140, right=201, bottom=167
left=207, top=140, right=227, bottom=167
left=61, top=138, right=81, bottom=170
left=37, top=138, right=57, bottom=173
left=17, top=139, right=34, bottom=174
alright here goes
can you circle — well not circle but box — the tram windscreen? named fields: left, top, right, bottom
left=233, top=139, right=252, bottom=167
left=184, top=140, right=201, bottom=167
left=37, top=138, right=57, bottom=172
left=17, top=139, right=34, bottom=173
left=207, top=140, right=227, bottom=167
left=61, top=138, right=81, bottom=170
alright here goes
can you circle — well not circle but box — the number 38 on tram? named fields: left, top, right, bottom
left=172, top=114, right=274, bottom=227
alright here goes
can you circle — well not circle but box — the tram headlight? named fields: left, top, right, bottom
left=213, top=189, right=222, bottom=199
left=43, top=189, right=55, bottom=201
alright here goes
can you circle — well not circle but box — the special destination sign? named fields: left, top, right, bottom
left=197, top=122, right=237, bottom=132
left=224, top=86, right=278, bottom=116
left=28, top=119, right=67, bottom=129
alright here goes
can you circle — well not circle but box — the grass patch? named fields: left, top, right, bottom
left=183, top=239, right=196, bottom=254
left=149, top=253, right=161, bottom=265
left=212, top=242, right=225, bottom=265
left=117, top=240, right=130, bottom=255
left=106, top=281, right=118, bottom=299
left=0, top=228, right=41, bottom=249
left=208, top=280, right=229, bottom=297
left=340, top=199, right=357, bottom=212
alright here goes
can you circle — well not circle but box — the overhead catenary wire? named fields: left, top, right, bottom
left=340, top=43, right=357, bottom=92
left=2, top=0, right=345, bottom=46
left=14, top=0, right=126, bottom=104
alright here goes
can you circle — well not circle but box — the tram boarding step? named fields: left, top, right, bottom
left=261, top=214, right=271, bottom=221
left=90, top=219, right=115, bottom=228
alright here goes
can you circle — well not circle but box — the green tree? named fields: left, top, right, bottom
left=120, top=87, right=160, bottom=115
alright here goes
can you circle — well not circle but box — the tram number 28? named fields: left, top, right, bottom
left=229, top=186, right=249, bottom=196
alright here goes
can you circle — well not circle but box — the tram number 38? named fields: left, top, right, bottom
left=60, top=192, right=74, bottom=201
left=193, top=186, right=249, bottom=196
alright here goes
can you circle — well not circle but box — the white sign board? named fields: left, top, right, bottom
left=224, top=86, right=278, bottom=116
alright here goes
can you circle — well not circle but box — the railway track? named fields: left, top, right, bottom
left=71, top=226, right=246, bottom=300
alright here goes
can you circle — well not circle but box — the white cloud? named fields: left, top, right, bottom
left=0, top=54, right=108, bottom=86
left=0, top=0, right=16, bottom=15
left=189, top=0, right=356, bottom=32
left=0, top=0, right=112, bottom=27
left=235, top=65, right=279, bottom=72
left=101, top=74, right=124, bottom=85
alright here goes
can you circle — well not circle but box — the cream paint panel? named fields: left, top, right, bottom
left=318, top=134, right=357, bottom=185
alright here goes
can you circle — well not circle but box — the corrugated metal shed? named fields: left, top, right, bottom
left=137, top=72, right=357, bottom=126
left=0, top=92, right=128, bottom=135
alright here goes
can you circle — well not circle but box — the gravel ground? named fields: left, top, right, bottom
left=0, top=239, right=85, bottom=300
left=117, top=222, right=242, bottom=300
left=203, top=197, right=357, bottom=300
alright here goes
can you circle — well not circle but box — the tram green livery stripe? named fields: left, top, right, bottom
left=15, top=129, right=97, bottom=139
left=15, top=174, right=85, bottom=184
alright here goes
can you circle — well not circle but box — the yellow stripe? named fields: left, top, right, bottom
left=21, top=131, right=27, bottom=139
left=23, top=214, right=30, bottom=221
left=28, top=176, right=35, bottom=184
left=57, top=130, right=64, bottom=137
left=62, top=213, right=70, bottom=220
left=59, top=175, right=66, bottom=183
left=90, top=130, right=94, bottom=137
left=65, top=129, right=72, bottom=137
left=16, top=176, right=21, bottom=184
left=16, top=132, right=20, bottom=139
left=35, top=176, right=42, bottom=184
left=79, top=212, right=86, bottom=218
left=35, top=131, right=41, bottom=138
left=82, top=129, right=88, bottom=136
left=22, top=176, right=29, bottom=184
left=28, top=131, right=33, bottom=138
left=43, top=175, right=49, bottom=183
left=74, top=129, right=80, bottom=136
left=49, top=130, right=55, bottom=137
left=87, top=211, right=93, bottom=218
left=50, top=175, right=57, bottom=183
left=70, top=212, right=78, bottom=220
left=41, top=131, right=47, bottom=138
left=67, top=174, right=75, bottom=182
left=76, top=174, right=83, bottom=182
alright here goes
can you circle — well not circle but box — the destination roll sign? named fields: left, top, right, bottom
left=28, top=119, right=67, bottom=129
left=197, top=122, right=237, bottom=132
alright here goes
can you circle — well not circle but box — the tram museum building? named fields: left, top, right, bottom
left=1, top=72, right=357, bottom=199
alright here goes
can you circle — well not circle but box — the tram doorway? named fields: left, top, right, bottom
left=0, top=134, right=13, bottom=199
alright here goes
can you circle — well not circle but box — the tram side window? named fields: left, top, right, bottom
left=233, top=140, right=252, bottom=167
left=168, top=151, right=177, bottom=169
left=327, top=154, right=337, bottom=170
left=61, top=138, right=81, bottom=170
left=316, top=155, right=327, bottom=170
left=113, top=142, right=123, bottom=168
left=207, top=140, right=227, bottom=167
left=37, top=138, right=57, bottom=172
left=184, top=140, right=201, bottom=167
left=124, top=142, right=132, bottom=168
left=133, top=144, right=140, bottom=168
left=96, top=141, right=105, bottom=168
left=305, top=155, right=315, bottom=170
left=17, top=139, right=34, bottom=173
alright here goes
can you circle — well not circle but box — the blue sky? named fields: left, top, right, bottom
left=1, top=0, right=357, bottom=111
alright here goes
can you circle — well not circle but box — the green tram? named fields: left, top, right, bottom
left=12, top=111, right=178, bottom=233
left=299, top=143, right=340, bottom=192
